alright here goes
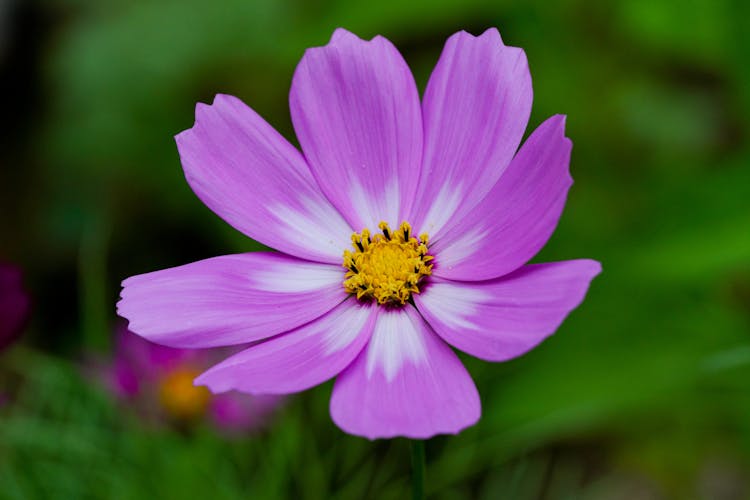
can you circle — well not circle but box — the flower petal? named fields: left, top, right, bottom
left=329, top=307, right=480, bottom=439
left=0, top=263, right=30, bottom=350
left=196, top=300, right=375, bottom=394
left=209, top=392, right=283, bottom=432
left=115, top=324, right=192, bottom=380
left=117, top=253, right=345, bottom=348
left=290, top=29, right=423, bottom=230
left=411, top=28, right=533, bottom=237
left=415, top=260, right=602, bottom=362
left=431, top=115, right=573, bottom=280
left=176, top=94, right=352, bottom=263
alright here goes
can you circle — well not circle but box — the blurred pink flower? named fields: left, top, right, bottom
left=104, top=325, right=282, bottom=432
left=0, top=261, right=30, bottom=351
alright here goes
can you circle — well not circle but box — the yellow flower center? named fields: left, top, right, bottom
left=158, top=367, right=211, bottom=421
left=343, top=221, right=433, bottom=306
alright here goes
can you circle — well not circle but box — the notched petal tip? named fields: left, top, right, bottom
left=445, top=29, right=475, bottom=46
left=212, top=93, right=230, bottom=104
left=119, top=274, right=134, bottom=288
left=482, top=26, right=500, bottom=35
left=177, top=94, right=243, bottom=137
left=194, top=100, right=212, bottom=119
left=538, top=114, right=572, bottom=147
left=449, top=27, right=524, bottom=51
left=479, top=26, right=502, bottom=41
left=173, top=101, right=212, bottom=140
left=580, top=258, right=603, bottom=278
left=552, top=112, right=567, bottom=126
left=449, top=27, right=497, bottom=42
left=545, top=114, right=574, bottom=184
left=309, top=27, right=391, bottom=53
left=211, top=93, right=244, bottom=109
left=174, top=128, right=190, bottom=145
left=331, top=27, right=397, bottom=46
left=549, top=113, right=568, bottom=133
left=547, top=258, right=603, bottom=284
left=329, top=27, right=359, bottom=44
left=300, top=28, right=366, bottom=58
left=114, top=296, right=125, bottom=317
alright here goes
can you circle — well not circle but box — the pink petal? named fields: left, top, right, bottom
left=290, top=29, right=423, bottom=230
left=415, top=260, right=602, bottom=362
left=117, top=253, right=345, bottom=348
left=196, top=300, right=375, bottom=394
left=329, top=307, right=480, bottom=439
left=111, top=360, right=140, bottom=398
left=114, top=324, right=192, bottom=380
left=431, top=115, right=573, bottom=280
left=411, top=28, right=533, bottom=237
left=0, top=263, right=30, bottom=350
left=176, top=94, right=352, bottom=263
left=209, top=392, right=283, bottom=432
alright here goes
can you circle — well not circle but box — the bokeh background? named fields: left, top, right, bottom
left=2, top=0, right=750, bottom=498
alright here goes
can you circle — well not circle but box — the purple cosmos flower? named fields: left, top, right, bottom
left=0, top=262, right=30, bottom=351
left=103, top=325, right=282, bottom=432
left=118, top=28, right=601, bottom=439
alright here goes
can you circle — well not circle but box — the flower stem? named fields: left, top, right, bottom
left=410, top=440, right=425, bottom=500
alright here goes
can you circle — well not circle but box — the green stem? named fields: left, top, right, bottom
left=410, top=440, right=425, bottom=500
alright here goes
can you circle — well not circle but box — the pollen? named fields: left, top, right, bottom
left=343, top=221, right=433, bottom=306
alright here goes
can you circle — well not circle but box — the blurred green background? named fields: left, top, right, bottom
left=1, top=0, right=749, bottom=498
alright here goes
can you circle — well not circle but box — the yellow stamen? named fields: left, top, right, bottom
left=343, top=221, right=433, bottom=306
left=158, top=367, right=211, bottom=421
